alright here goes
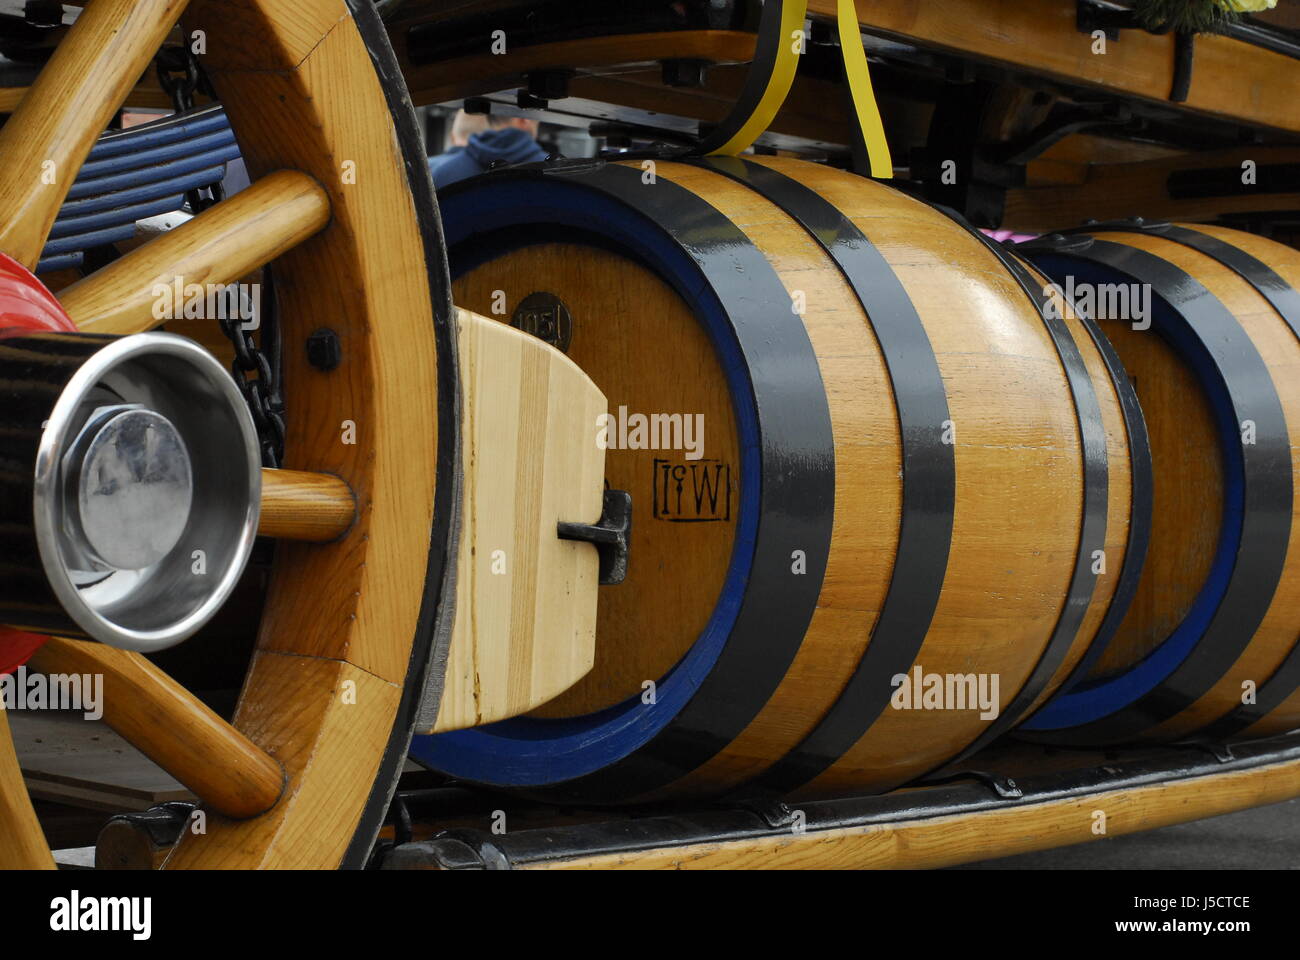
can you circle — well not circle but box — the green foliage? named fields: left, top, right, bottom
left=1131, top=0, right=1242, bottom=33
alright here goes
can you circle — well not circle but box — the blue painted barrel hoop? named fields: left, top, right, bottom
left=1018, top=235, right=1291, bottom=742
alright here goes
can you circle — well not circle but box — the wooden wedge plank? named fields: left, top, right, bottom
left=428, top=308, right=605, bottom=733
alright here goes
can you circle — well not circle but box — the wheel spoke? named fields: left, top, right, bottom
left=0, top=0, right=189, bottom=268
left=259, top=468, right=356, bottom=542
left=0, top=704, right=54, bottom=869
left=28, top=638, right=285, bottom=821
left=60, top=170, right=331, bottom=335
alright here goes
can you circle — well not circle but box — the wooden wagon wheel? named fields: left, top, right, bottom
left=0, top=0, right=457, bottom=869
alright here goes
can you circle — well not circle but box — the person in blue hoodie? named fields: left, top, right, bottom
left=428, top=109, right=547, bottom=188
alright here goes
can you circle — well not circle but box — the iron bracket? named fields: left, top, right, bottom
left=558, top=488, right=632, bottom=586
left=915, top=769, right=1024, bottom=800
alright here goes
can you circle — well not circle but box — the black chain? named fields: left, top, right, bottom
left=155, top=44, right=285, bottom=468
left=155, top=47, right=225, bottom=213
left=218, top=269, right=286, bottom=468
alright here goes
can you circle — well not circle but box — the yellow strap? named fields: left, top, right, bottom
left=707, top=0, right=809, bottom=156
left=703, top=0, right=891, bottom=173
left=837, top=0, right=893, bottom=178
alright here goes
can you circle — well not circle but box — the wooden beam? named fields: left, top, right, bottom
left=97, top=808, right=190, bottom=870
left=569, top=66, right=849, bottom=147
left=395, top=29, right=757, bottom=106
left=0, top=82, right=176, bottom=114
left=27, top=639, right=285, bottom=821
left=811, top=0, right=1300, bottom=136
left=527, top=751, right=1300, bottom=869
left=61, top=170, right=331, bottom=336
left=1005, top=145, right=1300, bottom=232
left=258, top=468, right=356, bottom=542
left=96, top=818, right=175, bottom=870
left=392, top=3, right=1300, bottom=136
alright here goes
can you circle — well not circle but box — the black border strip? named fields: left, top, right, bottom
left=524, top=160, right=836, bottom=801
left=341, top=0, right=461, bottom=870
left=932, top=209, right=1110, bottom=759
left=1118, top=223, right=1300, bottom=736
left=1032, top=222, right=1300, bottom=737
left=1018, top=234, right=1292, bottom=743
left=1013, top=250, right=1154, bottom=700
left=388, top=729, right=1300, bottom=869
left=0, top=334, right=114, bottom=638
left=1055, top=219, right=1300, bottom=344
left=692, top=157, right=954, bottom=794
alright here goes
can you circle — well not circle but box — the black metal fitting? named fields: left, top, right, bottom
left=986, top=101, right=1133, bottom=166
left=515, top=89, right=548, bottom=110
left=104, top=802, right=197, bottom=848
left=732, top=797, right=802, bottom=829
left=23, top=0, right=63, bottom=27
left=661, top=58, right=710, bottom=88
left=527, top=69, right=572, bottom=101
left=557, top=488, right=632, bottom=585
left=381, top=830, right=512, bottom=870
left=807, top=18, right=837, bottom=46
left=915, top=769, right=1024, bottom=799
left=1183, top=740, right=1236, bottom=764
left=1076, top=2, right=1134, bottom=42
left=306, top=328, right=342, bottom=372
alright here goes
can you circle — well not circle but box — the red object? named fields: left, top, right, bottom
left=0, top=251, right=76, bottom=337
left=0, top=252, right=76, bottom=674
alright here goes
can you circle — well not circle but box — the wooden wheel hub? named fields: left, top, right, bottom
left=1, top=328, right=262, bottom=652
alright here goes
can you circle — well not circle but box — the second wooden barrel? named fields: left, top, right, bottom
left=1018, top=221, right=1300, bottom=745
left=409, top=157, right=1145, bottom=802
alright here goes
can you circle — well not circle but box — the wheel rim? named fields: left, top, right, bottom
left=0, top=0, right=456, bottom=869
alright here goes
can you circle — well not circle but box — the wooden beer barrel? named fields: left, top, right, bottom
left=408, top=157, right=1147, bottom=802
left=1019, top=222, right=1300, bottom=745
